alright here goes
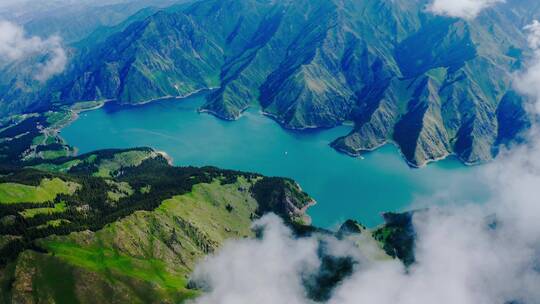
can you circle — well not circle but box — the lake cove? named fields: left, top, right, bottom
left=62, top=93, right=491, bottom=228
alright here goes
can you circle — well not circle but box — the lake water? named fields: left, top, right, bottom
left=62, top=93, right=490, bottom=228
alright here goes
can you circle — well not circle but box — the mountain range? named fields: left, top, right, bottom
left=1, top=1, right=538, bottom=302
left=1, top=0, right=539, bottom=166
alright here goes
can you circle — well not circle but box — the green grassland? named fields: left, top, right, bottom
left=94, top=150, right=159, bottom=178
left=42, top=242, right=191, bottom=291
left=27, top=148, right=157, bottom=178
left=31, top=159, right=82, bottom=173
left=156, top=177, right=258, bottom=243
left=37, top=219, right=72, bottom=229
left=29, top=153, right=99, bottom=174
left=19, top=202, right=67, bottom=219
left=5, top=178, right=259, bottom=303
left=45, top=111, right=73, bottom=128
left=39, top=149, right=71, bottom=160
left=0, top=178, right=79, bottom=204
left=7, top=250, right=192, bottom=304
left=69, top=100, right=106, bottom=112
left=106, top=180, right=134, bottom=203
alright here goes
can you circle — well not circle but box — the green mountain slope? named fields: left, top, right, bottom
left=6, top=179, right=257, bottom=303
left=0, top=145, right=318, bottom=303
left=1, top=0, right=537, bottom=167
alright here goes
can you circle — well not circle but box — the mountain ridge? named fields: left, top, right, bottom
left=0, top=0, right=537, bottom=167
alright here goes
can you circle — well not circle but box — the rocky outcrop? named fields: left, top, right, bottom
left=251, top=177, right=314, bottom=224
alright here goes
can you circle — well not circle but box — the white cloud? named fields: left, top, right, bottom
left=515, top=20, right=540, bottom=114
left=188, top=20, right=540, bottom=304
left=329, top=203, right=540, bottom=304
left=188, top=215, right=321, bottom=304
left=191, top=200, right=540, bottom=304
left=0, top=20, right=67, bottom=81
left=427, top=0, right=504, bottom=19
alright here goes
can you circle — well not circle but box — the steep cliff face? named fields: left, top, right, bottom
left=1, top=0, right=536, bottom=166
left=327, top=2, right=535, bottom=166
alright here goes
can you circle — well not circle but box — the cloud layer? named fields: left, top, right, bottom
left=188, top=20, right=540, bottom=304
left=189, top=215, right=321, bottom=304
left=515, top=20, right=540, bottom=114
left=427, top=0, right=504, bottom=19
left=0, top=20, right=67, bottom=81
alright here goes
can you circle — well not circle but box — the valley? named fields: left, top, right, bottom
left=62, top=92, right=491, bottom=228
left=0, top=89, right=436, bottom=303
left=1, top=0, right=537, bottom=167
left=0, top=0, right=538, bottom=303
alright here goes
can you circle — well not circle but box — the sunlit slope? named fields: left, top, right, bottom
left=8, top=180, right=256, bottom=303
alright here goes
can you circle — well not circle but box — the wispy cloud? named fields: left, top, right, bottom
left=188, top=20, right=540, bottom=304
left=0, top=20, right=67, bottom=81
left=189, top=215, right=321, bottom=304
left=427, top=0, right=504, bottom=19
left=515, top=20, right=540, bottom=114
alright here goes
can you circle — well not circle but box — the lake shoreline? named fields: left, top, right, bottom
left=61, top=92, right=489, bottom=228
left=59, top=90, right=480, bottom=170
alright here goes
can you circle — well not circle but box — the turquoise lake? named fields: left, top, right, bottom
left=62, top=93, right=490, bottom=228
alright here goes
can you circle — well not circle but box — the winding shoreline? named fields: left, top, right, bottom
left=57, top=89, right=479, bottom=169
